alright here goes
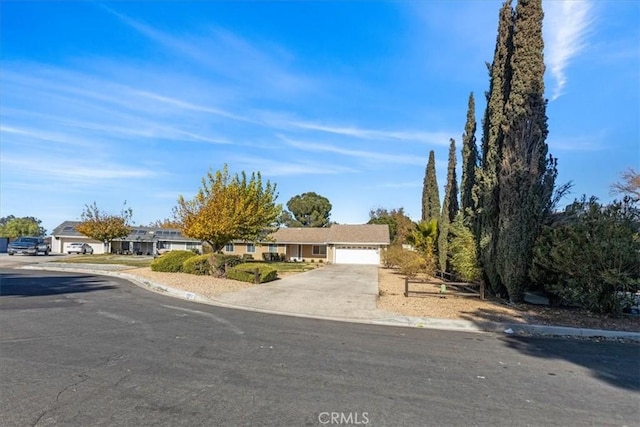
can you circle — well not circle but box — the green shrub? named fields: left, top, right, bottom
left=182, top=254, right=211, bottom=275
left=227, top=263, right=278, bottom=284
left=530, top=196, right=640, bottom=315
left=209, top=253, right=242, bottom=275
left=448, top=213, right=481, bottom=282
left=151, top=250, right=196, bottom=273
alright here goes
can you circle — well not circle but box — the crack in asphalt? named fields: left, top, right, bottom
left=32, top=353, right=123, bottom=426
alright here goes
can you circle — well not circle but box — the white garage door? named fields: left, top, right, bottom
left=334, top=246, right=380, bottom=265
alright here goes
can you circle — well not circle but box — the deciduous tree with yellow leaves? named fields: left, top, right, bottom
left=76, top=201, right=133, bottom=251
left=175, top=165, right=281, bottom=252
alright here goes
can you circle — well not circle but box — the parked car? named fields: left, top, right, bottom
left=7, top=237, right=50, bottom=256
left=67, top=243, right=94, bottom=255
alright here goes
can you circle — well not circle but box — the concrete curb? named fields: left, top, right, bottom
left=19, top=264, right=640, bottom=341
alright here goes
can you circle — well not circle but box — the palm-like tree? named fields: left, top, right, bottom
left=406, top=219, right=438, bottom=275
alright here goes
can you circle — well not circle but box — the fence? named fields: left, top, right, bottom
left=404, top=272, right=485, bottom=300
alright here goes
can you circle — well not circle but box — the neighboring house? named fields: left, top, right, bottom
left=50, top=221, right=390, bottom=264
left=50, top=221, right=202, bottom=255
left=223, top=224, right=390, bottom=265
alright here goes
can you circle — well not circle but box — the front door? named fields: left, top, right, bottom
left=289, top=244, right=302, bottom=261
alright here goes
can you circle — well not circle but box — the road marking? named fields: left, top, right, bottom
left=161, top=305, right=245, bottom=335
left=96, top=311, right=138, bottom=324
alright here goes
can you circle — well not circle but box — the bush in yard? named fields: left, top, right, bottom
left=227, top=263, right=278, bottom=284
left=182, top=254, right=212, bottom=275
left=151, top=250, right=196, bottom=273
left=382, top=245, right=405, bottom=268
left=398, top=250, right=428, bottom=279
left=209, top=253, right=242, bottom=276
left=448, top=213, right=481, bottom=282
left=530, top=196, right=640, bottom=315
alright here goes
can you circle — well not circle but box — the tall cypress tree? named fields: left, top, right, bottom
left=438, top=139, right=459, bottom=272
left=446, top=140, right=459, bottom=223
left=461, top=92, right=478, bottom=219
left=496, top=0, right=557, bottom=302
left=422, top=150, right=441, bottom=222
left=475, top=0, right=514, bottom=296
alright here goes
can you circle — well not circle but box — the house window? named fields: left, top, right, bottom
left=186, top=242, right=199, bottom=250
left=268, top=244, right=278, bottom=253
left=312, top=245, right=327, bottom=256
left=225, top=243, right=234, bottom=252
left=246, top=243, right=255, bottom=253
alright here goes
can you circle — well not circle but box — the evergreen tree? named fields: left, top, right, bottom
left=422, top=150, right=441, bottom=222
left=496, top=0, right=556, bottom=302
left=461, top=92, right=478, bottom=219
left=449, top=213, right=481, bottom=282
left=474, top=0, right=514, bottom=296
left=283, top=192, right=332, bottom=227
left=438, top=139, right=459, bottom=272
left=446, top=140, right=459, bottom=222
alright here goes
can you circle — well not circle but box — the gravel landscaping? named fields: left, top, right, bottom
left=126, top=267, right=254, bottom=299
left=378, top=267, right=640, bottom=332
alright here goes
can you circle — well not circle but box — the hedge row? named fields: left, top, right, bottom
left=226, top=263, right=278, bottom=284
left=150, top=252, right=277, bottom=284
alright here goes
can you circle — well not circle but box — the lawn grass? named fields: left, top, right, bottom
left=56, top=254, right=153, bottom=268
left=258, top=261, right=320, bottom=272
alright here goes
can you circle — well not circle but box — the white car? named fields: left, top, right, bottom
left=67, top=243, right=94, bottom=255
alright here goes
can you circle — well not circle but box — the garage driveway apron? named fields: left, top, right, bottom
left=213, top=264, right=386, bottom=320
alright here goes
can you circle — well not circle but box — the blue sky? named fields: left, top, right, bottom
left=1, top=1, right=638, bottom=234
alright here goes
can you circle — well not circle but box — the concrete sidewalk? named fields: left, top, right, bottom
left=19, top=262, right=640, bottom=341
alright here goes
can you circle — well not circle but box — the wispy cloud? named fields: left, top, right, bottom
left=132, top=90, right=254, bottom=124
left=101, top=5, right=318, bottom=99
left=544, top=0, right=594, bottom=100
left=289, top=121, right=453, bottom=145
left=280, top=135, right=426, bottom=166
left=0, top=125, right=94, bottom=148
left=1, top=155, right=157, bottom=184
left=230, top=155, right=358, bottom=177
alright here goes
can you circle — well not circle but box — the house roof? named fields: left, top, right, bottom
left=269, top=224, right=390, bottom=245
left=51, top=221, right=390, bottom=245
left=51, top=221, right=199, bottom=242
left=270, top=227, right=331, bottom=244
left=327, top=224, right=390, bottom=245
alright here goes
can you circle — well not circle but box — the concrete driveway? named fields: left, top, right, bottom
left=213, top=264, right=385, bottom=320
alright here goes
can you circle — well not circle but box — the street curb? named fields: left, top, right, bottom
left=19, top=264, right=640, bottom=341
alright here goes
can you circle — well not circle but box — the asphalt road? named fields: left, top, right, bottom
left=1, top=268, right=638, bottom=427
